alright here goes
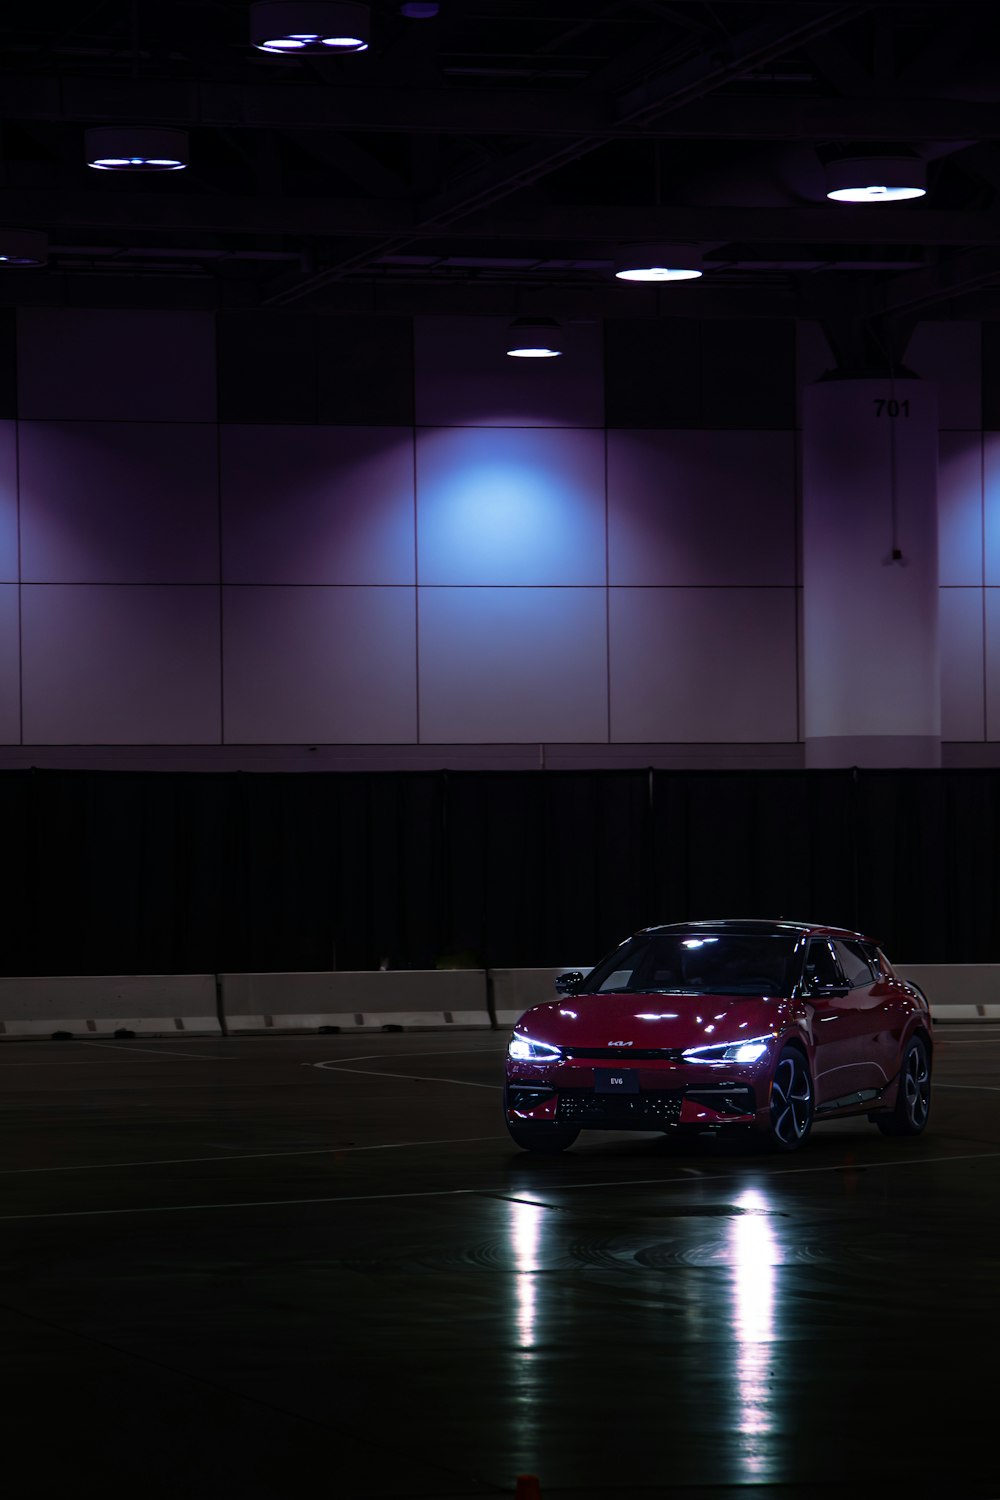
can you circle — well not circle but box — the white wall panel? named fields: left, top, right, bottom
left=609, top=587, right=797, bottom=743
left=982, top=432, right=1000, bottom=587
left=608, top=429, right=795, bottom=586
left=21, top=585, right=221, bottom=743
left=0, top=421, right=17, bottom=582
left=416, top=427, right=606, bottom=585
left=802, top=380, right=939, bottom=761
left=0, top=584, right=19, bottom=742
left=906, top=322, right=980, bottom=430
left=939, top=430, right=983, bottom=586
left=17, top=309, right=217, bottom=422
left=418, top=587, right=607, bottom=742
left=19, top=422, right=219, bottom=583
left=414, top=317, right=603, bottom=428
left=221, top=425, right=415, bottom=584
left=940, top=588, right=985, bottom=741
left=223, top=586, right=417, bottom=743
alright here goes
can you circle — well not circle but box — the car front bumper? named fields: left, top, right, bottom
left=505, top=1057, right=773, bottom=1130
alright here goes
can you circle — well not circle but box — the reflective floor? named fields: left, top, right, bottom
left=1, top=1025, right=998, bottom=1498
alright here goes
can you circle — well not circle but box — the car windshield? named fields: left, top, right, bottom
left=584, top=932, right=799, bottom=998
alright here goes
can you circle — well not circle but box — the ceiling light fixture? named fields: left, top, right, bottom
left=85, top=127, right=188, bottom=171
left=614, top=242, right=703, bottom=282
left=251, top=2, right=370, bottom=53
left=401, top=3, right=439, bottom=15
left=825, top=156, right=926, bottom=203
left=0, top=230, right=47, bottom=267
left=506, top=317, right=563, bottom=358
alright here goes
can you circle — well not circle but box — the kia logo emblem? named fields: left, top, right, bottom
left=608, top=1040, right=633, bottom=1047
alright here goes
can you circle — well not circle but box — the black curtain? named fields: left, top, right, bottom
left=2, top=767, right=998, bottom=975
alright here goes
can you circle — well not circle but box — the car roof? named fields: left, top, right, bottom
left=637, top=917, right=874, bottom=942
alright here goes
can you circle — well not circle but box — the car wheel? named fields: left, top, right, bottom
left=760, top=1045, right=813, bottom=1153
left=505, top=1118, right=580, bottom=1154
left=875, top=1035, right=931, bottom=1137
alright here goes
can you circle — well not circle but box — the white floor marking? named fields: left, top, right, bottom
left=308, top=1047, right=502, bottom=1067
left=4, top=1149, right=1000, bottom=1223
left=0, top=1189, right=481, bottom=1221
left=314, top=1064, right=502, bottom=1090
left=0, top=1043, right=502, bottom=1069
left=72, top=1040, right=233, bottom=1062
left=0, top=1061, right=107, bottom=1068
left=0, top=1135, right=508, bottom=1177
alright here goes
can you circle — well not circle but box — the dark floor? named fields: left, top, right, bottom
left=0, top=1024, right=998, bottom=1499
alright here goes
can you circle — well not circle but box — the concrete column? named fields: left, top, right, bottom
left=802, top=378, right=939, bottom=768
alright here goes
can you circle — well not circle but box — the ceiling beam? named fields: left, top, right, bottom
left=0, top=71, right=996, bottom=143
left=6, top=190, right=995, bottom=246
left=0, top=271, right=802, bottom=320
left=9, top=263, right=1000, bottom=323
left=270, top=3, right=872, bottom=302
left=868, top=247, right=1000, bottom=318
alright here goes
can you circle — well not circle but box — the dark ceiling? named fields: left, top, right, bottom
left=2, top=1, right=1000, bottom=358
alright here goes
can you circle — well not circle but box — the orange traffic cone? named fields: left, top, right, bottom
left=514, top=1478, right=542, bottom=1500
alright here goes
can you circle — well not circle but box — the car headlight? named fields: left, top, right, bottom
left=508, top=1034, right=563, bottom=1062
left=682, top=1035, right=773, bottom=1064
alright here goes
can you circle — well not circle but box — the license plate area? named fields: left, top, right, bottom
left=594, top=1068, right=639, bottom=1094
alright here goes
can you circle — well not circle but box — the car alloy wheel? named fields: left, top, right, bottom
left=876, top=1035, right=931, bottom=1136
left=766, top=1046, right=813, bottom=1152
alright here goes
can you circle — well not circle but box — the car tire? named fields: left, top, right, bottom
left=875, top=1035, right=931, bottom=1137
left=759, top=1045, right=813, bottom=1153
left=505, top=1118, right=580, bottom=1154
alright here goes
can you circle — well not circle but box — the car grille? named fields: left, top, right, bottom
left=562, top=1047, right=684, bottom=1061
left=556, top=1088, right=683, bottom=1128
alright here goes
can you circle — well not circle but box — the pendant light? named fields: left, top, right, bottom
left=251, top=2, right=370, bottom=53
left=825, top=156, right=926, bottom=203
left=506, top=318, right=563, bottom=358
left=0, top=230, right=47, bottom=267
left=614, top=243, right=703, bottom=282
left=86, top=127, right=188, bottom=171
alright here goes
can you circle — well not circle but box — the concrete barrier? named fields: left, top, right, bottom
left=219, top=969, right=491, bottom=1032
left=489, top=966, right=592, bottom=1027
left=0, top=964, right=997, bottom=1041
left=897, top=965, right=1000, bottom=1021
left=0, top=974, right=220, bottom=1038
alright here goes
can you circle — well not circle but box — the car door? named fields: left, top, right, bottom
left=803, top=938, right=854, bottom=1105
left=834, top=939, right=905, bottom=1090
left=815, top=942, right=899, bottom=1098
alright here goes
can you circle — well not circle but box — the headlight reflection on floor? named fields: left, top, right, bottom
left=729, top=1187, right=780, bottom=1479
left=508, top=1197, right=547, bottom=1350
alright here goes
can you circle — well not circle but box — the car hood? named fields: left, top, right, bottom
left=515, top=992, right=783, bottom=1049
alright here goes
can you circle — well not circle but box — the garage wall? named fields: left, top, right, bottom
left=0, top=308, right=993, bottom=762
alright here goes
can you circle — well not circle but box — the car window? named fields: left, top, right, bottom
left=803, top=939, right=843, bottom=990
left=871, top=946, right=894, bottom=978
left=587, top=932, right=798, bottom=996
left=834, top=940, right=876, bottom=988
left=597, top=968, right=635, bottom=991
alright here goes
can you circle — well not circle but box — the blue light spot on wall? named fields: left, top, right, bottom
left=417, top=428, right=605, bottom=585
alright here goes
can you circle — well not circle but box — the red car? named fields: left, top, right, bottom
left=504, top=919, right=932, bottom=1153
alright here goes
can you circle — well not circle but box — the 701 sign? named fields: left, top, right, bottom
left=873, top=398, right=910, bottom=417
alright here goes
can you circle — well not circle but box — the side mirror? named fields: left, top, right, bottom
left=810, top=983, right=850, bottom=999
left=555, top=970, right=584, bottom=995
